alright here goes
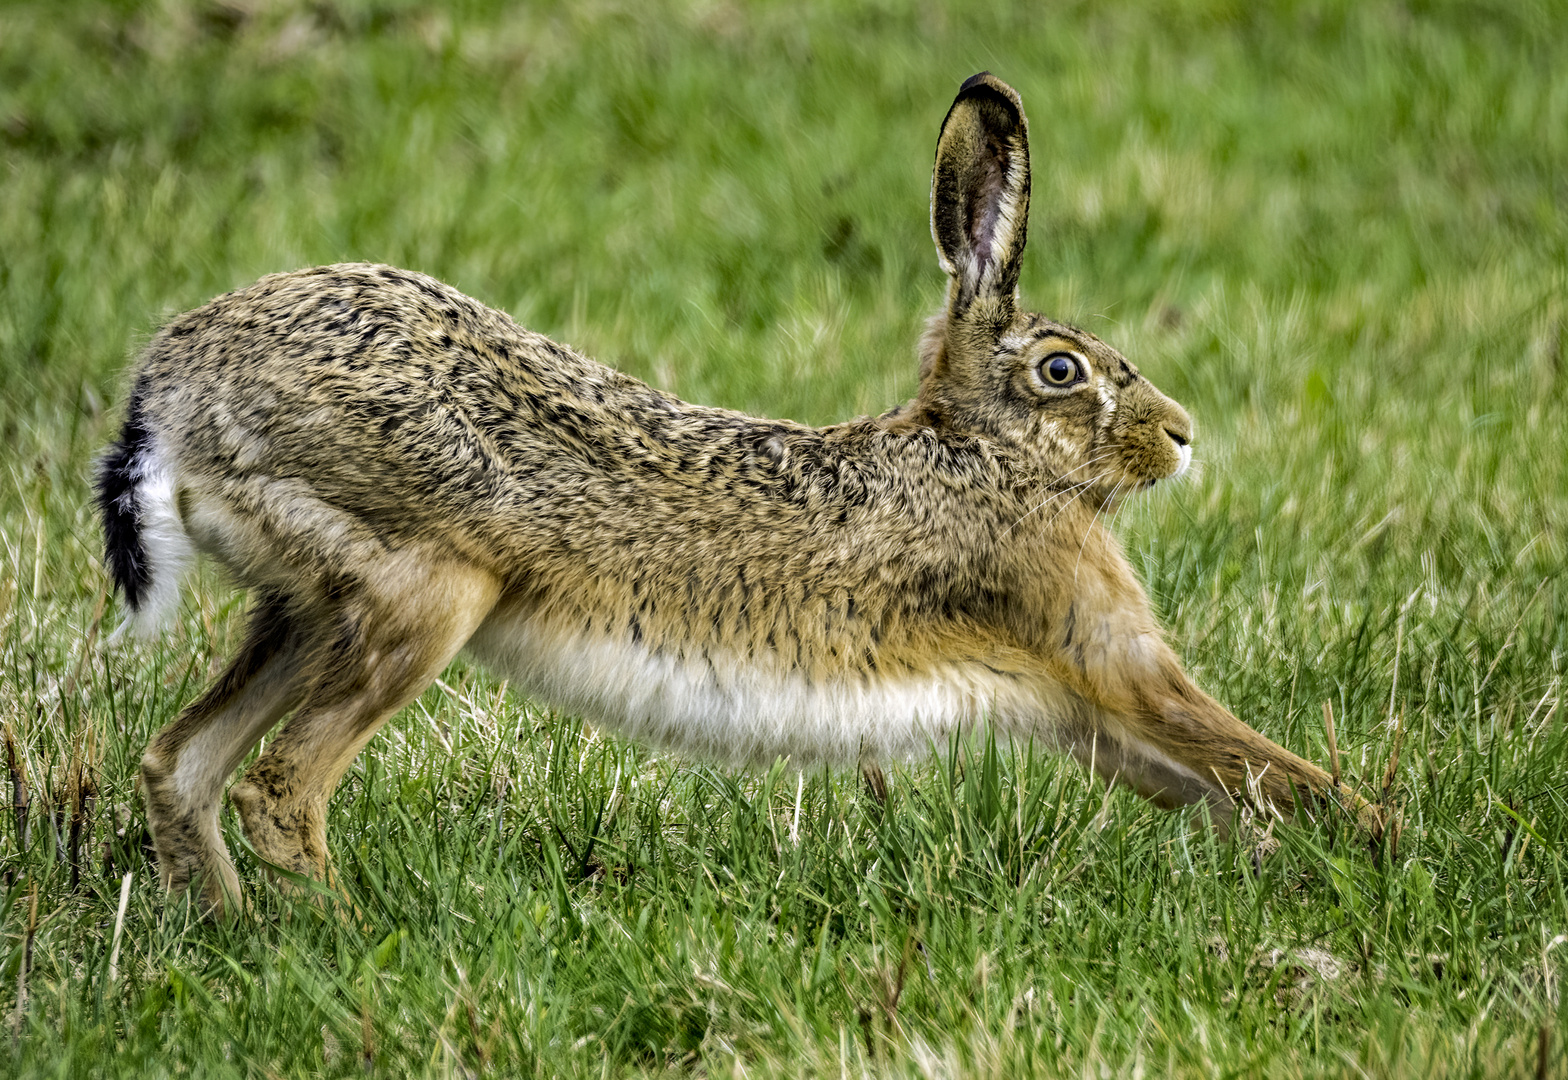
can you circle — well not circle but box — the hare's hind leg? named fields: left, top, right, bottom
left=140, top=590, right=308, bottom=918
left=229, top=558, right=499, bottom=888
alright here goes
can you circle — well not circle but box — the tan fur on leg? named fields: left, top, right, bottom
left=140, top=591, right=305, bottom=918
left=230, top=561, right=499, bottom=888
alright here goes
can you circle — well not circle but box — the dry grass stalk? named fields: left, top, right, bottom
left=3, top=723, right=29, bottom=853
left=1382, top=709, right=1407, bottom=804
left=67, top=731, right=99, bottom=892
left=1388, top=611, right=1404, bottom=727
left=1322, top=701, right=1341, bottom=789
left=108, top=871, right=133, bottom=986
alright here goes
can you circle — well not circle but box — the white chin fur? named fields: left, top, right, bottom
left=1173, top=443, right=1192, bottom=478
left=106, top=438, right=194, bottom=645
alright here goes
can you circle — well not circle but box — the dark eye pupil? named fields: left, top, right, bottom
left=1046, top=356, right=1075, bottom=384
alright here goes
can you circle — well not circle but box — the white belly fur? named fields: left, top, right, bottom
left=464, top=607, right=1064, bottom=767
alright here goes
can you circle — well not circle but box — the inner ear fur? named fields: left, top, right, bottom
left=931, top=72, right=1031, bottom=319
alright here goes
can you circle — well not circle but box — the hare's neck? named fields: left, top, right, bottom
left=464, top=604, right=1058, bottom=766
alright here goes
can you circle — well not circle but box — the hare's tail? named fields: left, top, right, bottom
left=96, top=394, right=193, bottom=642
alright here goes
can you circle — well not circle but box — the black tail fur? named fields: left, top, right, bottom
left=96, top=390, right=152, bottom=610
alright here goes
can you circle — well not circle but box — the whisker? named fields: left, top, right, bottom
left=1040, top=472, right=1109, bottom=531
left=1001, top=451, right=1118, bottom=535
left=1073, top=476, right=1126, bottom=586
left=1050, top=450, right=1118, bottom=485
left=1002, top=476, right=1098, bottom=535
left=1103, top=482, right=1131, bottom=534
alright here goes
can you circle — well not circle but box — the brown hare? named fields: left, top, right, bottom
left=98, top=73, right=1372, bottom=918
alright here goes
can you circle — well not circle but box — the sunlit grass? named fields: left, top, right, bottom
left=2, top=1, right=1566, bottom=1076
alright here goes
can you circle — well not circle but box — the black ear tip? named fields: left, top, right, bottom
left=955, top=71, right=1023, bottom=113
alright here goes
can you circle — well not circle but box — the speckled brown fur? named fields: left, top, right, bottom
left=102, top=73, right=1376, bottom=918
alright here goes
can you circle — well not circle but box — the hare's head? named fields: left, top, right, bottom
left=908, top=73, right=1192, bottom=504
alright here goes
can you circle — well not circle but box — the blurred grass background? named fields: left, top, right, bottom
left=2, top=0, right=1566, bottom=1076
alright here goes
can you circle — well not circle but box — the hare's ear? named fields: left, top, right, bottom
left=931, top=73, right=1030, bottom=319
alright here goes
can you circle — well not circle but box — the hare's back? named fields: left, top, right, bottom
left=122, top=263, right=711, bottom=591
left=136, top=265, right=641, bottom=507
left=141, top=262, right=611, bottom=434
left=129, top=264, right=892, bottom=577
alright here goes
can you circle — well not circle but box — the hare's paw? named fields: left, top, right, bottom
left=229, top=774, right=330, bottom=887
left=140, top=750, right=243, bottom=919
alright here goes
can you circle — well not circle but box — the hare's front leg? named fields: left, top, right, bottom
left=1069, top=630, right=1374, bottom=831
left=1046, top=576, right=1362, bottom=827
left=140, top=591, right=307, bottom=919
left=229, top=559, right=500, bottom=889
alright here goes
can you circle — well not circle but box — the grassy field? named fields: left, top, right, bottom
left=3, top=0, right=1567, bottom=1075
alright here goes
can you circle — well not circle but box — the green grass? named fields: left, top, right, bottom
left=3, top=0, right=1567, bottom=1075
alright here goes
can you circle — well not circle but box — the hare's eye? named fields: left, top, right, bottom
left=1040, top=353, right=1082, bottom=387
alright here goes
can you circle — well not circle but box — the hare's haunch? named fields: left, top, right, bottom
left=99, top=73, right=1368, bottom=918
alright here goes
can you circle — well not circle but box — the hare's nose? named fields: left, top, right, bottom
left=1164, top=428, right=1189, bottom=447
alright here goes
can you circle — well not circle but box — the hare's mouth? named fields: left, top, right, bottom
left=1132, top=442, right=1192, bottom=489
left=1122, top=471, right=1171, bottom=499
